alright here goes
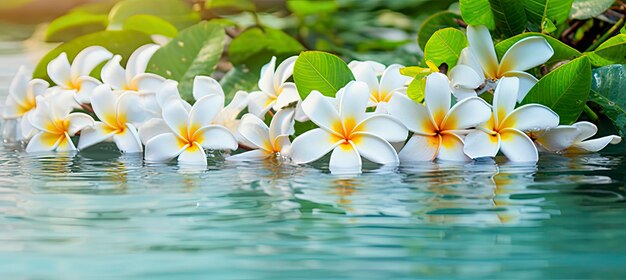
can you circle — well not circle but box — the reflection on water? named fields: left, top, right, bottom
left=2, top=39, right=626, bottom=279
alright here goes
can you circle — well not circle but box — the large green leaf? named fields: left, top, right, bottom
left=521, top=56, right=591, bottom=124
left=147, top=22, right=226, bottom=102
left=586, top=34, right=626, bottom=67
left=570, top=0, right=615, bottom=20
left=590, top=64, right=626, bottom=137
left=293, top=51, right=355, bottom=98
left=287, top=0, right=337, bottom=16
left=423, top=28, right=467, bottom=69
left=489, top=0, right=527, bottom=36
left=45, top=12, right=108, bottom=42
left=108, top=0, right=199, bottom=30
left=122, top=14, right=178, bottom=37
left=229, top=27, right=305, bottom=69
left=459, top=0, right=495, bottom=30
left=205, top=0, right=255, bottom=13
left=33, top=30, right=153, bottom=82
left=522, top=0, right=574, bottom=32
left=495, top=32, right=581, bottom=66
left=220, top=66, right=259, bottom=103
left=417, top=11, right=462, bottom=51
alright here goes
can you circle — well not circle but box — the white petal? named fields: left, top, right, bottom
left=25, top=131, right=63, bottom=152
left=571, top=121, right=598, bottom=142
left=162, top=99, right=190, bottom=139
left=452, top=87, right=478, bottom=100
left=449, top=64, right=483, bottom=89
left=441, top=96, right=491, bottom=131
left=101, top=55, right=127, bottom=90
left=353, top=132, right=398, bottom=165
left=492, top=76, right=519, bottom=126
left=194, top=125, right=238, bottom=150
left=463, top=130, right=500, bottom=159
left=535, top=125, right=579, bottom=152
left=340, top=81, right=370, bottom=123
left=19, top=114, right=36, bottom=139
left=502, top=71, right=538, bottom=102
left=273, top=56, right=297, bottom=89
left=350, top=62, right=379, bottom=92
left=466, top=25, right=499, bottom=79
left=259, top=56, right=276, bottom=95
left=77, top=122, right=115, bottom=150
left=90, top=84, right=117, bottom=127
left=501, top=104, right=559, bottom=132
left=398, top=134, right=439, bottom=162
left=379, top=64, right=410, bottom=94
left=329, top=143, right=362, bottom=174
left=437, top=133, right=470, bottom=161
left=387, top=93, right=436, bottom=135
left=30, top=79, right=50, bottom=98
left=221, top=90, right=249, bottom=121
left=70, top=46, right=113, bottom=79
left=138, top=118, right=170, bottom=144
left=55, top=133, right=77, bottom=152
left=3, top=95, right=22, bottom=119
left=290, top=128, right=340, bottom=164
left=74, top=76, right=102, bottom=104
left=458, top=47, right=485, bottom=80
left=133, top=73, right=165, bottom=93
left=424, top=72, right=452, bottom=126
left=8, top=66, right=30, bottom=105
left=112, top=123, right=143, bottom=153
left=67, top=112, right=95, bottom=136
left=47, top=52, right=71, bottom=87
left=117, top=92, right=148, bottom=125
left=145, top=132, right=185, bottom=162
left=301, top=90, right=341, bottom=135
left=156, top=80, right=182, bottom=108
left=273, top=83, right=300, bottom=111
left=178, top=143, right=207, bottom=166
left=247, top=91, right=274, bottom=117
left=193, top=75, right=224, bottom=101
left=349, top=60, right=386, bottom=75
left=499, top=36, right=554, bottom=74
left=357, top=114, right=407, bottom=142
left=269, top=107, right=295, bottom=142
left=227, top=149, right=270, bottom=161
left=570, top=136, right=622, bottom=153
left=499, top=128, right=538, bottom=162
left=189, top=94, right=224, bottom=129
left=126, top=44, right=159, bottom=80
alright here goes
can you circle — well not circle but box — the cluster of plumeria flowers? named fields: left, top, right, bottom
left=1, top=25, right=621, bottom=174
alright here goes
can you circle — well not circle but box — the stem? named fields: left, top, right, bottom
left=251, top=11, right=264, bottom=31
left=585, top=16, right=625, bottom=52
left=583, top=104, right=600, bottom=122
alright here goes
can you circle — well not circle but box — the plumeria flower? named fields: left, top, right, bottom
left=144, top=94, right=238, bottom=166
left=534, top=121, right=622, bottom=154
left=350, top=62, right=411, bottom=111
left=290, top=81, right=408, bottom=174
left=348, top=60, right=386, bottom=76
left=463, top=77, right=559, bottom=162
left=25, top=96, right=94, bottom=153
left=77, top=85, right=146, bottom=153
left=2, top=66, right=49, bottom=141
left=227, top=108, right=295, bottom=161
left=101, top=44, right=165, bottom=118
left=248, top=56, right=299, bottom=117
left=387, top=72, right=491, bottom=162
left=449, top=25, right=554, bottom=101
left=47, top=46, right=113, bottom=104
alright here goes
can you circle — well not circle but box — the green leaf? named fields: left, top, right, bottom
left=33, top=30, right=153, bottom=82
left=570, top=0, right=614, bottom=20
left=45, top=12, right=108, bottom=42
left=205, top=0, right=255, bottom=13
left=293, top=51, right=355, bottom=98
left=122, top=14, right=178, bottom=37
left=489, top=0, right=527, bottom=36
left=586, top=34, right=626, bottom=67
left=229, top=27, right=305, bottom=69
left=417, top=11, right=462, bottom=51
left=220, top=65, right=259, bottom=103
left=522, top=0, right=574, bottom=31
left=589, top=64, right=626, bottom=137
left=406, top=77, right=426, bottom=103
left=459, top=0, right=495, bottom=30
left=147, top=22, right=226, bottom=102
left=521, top=56, right=591, bottom=124
left=400, top=66, right=435, bottom=79
left=423, top=28, right=467, bottom=69
left=495, top=32, right=581, bottom=66
left=108, top=0, right=199, bottom=30
left=287, top=0, right=338, bottom=16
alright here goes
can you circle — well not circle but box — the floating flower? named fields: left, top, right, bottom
left=77, top=85, right=146, bottom=153
left=463, top=77, right=559, bottom=162
left=227, top=108, right=295, bottom=161
left=450, top=25, right=554, bottom=101
left=387, top=72, right=491, bottom=162
left=2, top=66, right=49, bottom=141
left=47, top=46, right=113, bottom=104
left=101, top=44, right=165, bottom=117
left=290, top=81, right=408, bottom=174
left=534, top=121, right=622, bottom=153
left=25, top=96, right=94, bottom=153
left=350, top=62, right=411, bottom=111
left=248, top=56, right=300, bottom=117
left=144, top=94, right=238, bottom=166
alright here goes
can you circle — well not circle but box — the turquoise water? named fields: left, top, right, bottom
left=2, top=41, right=626, bottom=279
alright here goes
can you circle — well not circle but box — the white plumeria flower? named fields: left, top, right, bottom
left=463, top=77, right=559, bottom=162
left=77, top=85, right=146, bottom=153
left=290, top=81, right=408, bottom=174
left=101, top=44, right=165, bottom=118
left=449, top=25, right=554, bottom=101
left=248, top=56, right=300, bottom=117
left=350, top=62, right=411, bottom=111
left=227, top=108, right=295, bottom=161
left=387, top=72, right=491, bottom=162
left=25, top=96, right=94, bottom=153
left=534, top=121, right=622, bottom=154
left=47, top=46, right=113, bottom=104
left=144, top=95, right=238, bottom=166
left=2, top=66, right=49, bottom=141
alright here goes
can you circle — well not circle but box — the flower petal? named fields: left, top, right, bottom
left=220, top=90, right=249, bottom=121
left=145, top=132, right=186, bottom=162
left=226, top=149, right=270, bottom=161
left=162, top=99, right=190, bottom=139
left=247, top=91, right=274, bottom=117
left=74, top=76, right=102, bottom=104
left=19, top=113, right=37, bottom=139
left=77, top=122, right=116, bottom=150
left=329, top=143, right=362, bottom=174
left=350, top=61, right=379, bottom=92
left=463, top=130, right=500, bottom=159
left=117, top=92, right=148, bottom=125
left=194, top=125, right=238, bottom=150
left=291, top=128, right=340, bottom=164
left=499, top=128, right=538, bottom=162
left=501, top=104, right=559, bottom=132
left=269, top=108, right=295, bottom=142
left=178, top=142, right=207, bottom=166
left=133, top=73, right=165, bottom=93
left=189, top=94, right=224, bottom=129
left=67, top=112, right=95, bottom=136
left=387, top=93, right=436, bottom=135
left=301, top=90, right=341, bottom=135
left=273, top=83, right=300, bottom=111
left=424, top=72, right=452, bottom=127
left=452, top=87, right=478, bottom=100
left=101, top=55, right=126, bottom=90
left=25, top=131, right=63, bottom=153
left=138, top=118, right=170, bottom=144
left=498, top=36, right=554, bottom=74
left=353, top=132, right=398, bottom=165
left=449, top=64, right=483, bottom=90
left=3, top=95, right=22, bottom=119
left=126, top=44, right=159, bottom=80
left=339, top=81, right=370, bottom=123
left=535, top=125, right=579, bottom=152
left=492, top=76, right=519, bottom=126
left=571, top=121, right=598, bottom=142
left=273, top=56, right=297, bottom=89
left=55, top=133, right=77, bottom=152
left=91, top=84, right=117, bottom=127
left=502, top=71, right=538, bottom=102
left=466, top=25, right=499, bottom=79
left=112, top=123, right=143, bottom=153
left=70, top=46, right=113, bottom=79
left=8, top=66, right=30, bottom=106
left=398, top=134, right=439, bottom=162
left=156, top=80, right=182, bottom=108
left=458, top=47, right=485, bottom=80
left=259, top=56, right=276, bottom=94
left=569, top=136, right=622, bottom=153
left=47, top=53, right=71, bottom=87
left=379, top=64, right=410, bottom=94
left=357, top=114, right=407, bottom=142
left=192, top=75, right=224, bottom=101
left=441, top=96, right=491, bottom=131
left=437, top=133, right=470, bottom=161
left=349, top=60, right=386, bottom=75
